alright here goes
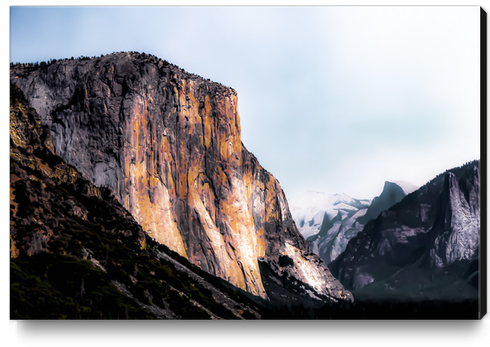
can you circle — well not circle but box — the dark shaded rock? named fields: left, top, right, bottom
left=357, top=181, right=416, bottom=225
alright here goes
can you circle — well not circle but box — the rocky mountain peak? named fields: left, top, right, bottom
left=356, top=180, right=417, bottom=226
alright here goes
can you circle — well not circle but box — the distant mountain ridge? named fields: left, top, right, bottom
left=290, top=181, right=418, bottom=265
left=289, top=191, right=370, bottom=240
left=357, top=180, right=418, bottom=225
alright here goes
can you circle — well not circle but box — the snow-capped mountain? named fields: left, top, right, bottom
left=289, top=191, right=369, bottom=238
left=291, top=181, right=418, bottom=265
left=289, top=191, right=370, bottom=264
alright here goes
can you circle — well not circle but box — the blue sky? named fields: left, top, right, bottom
left=9, top=5, right=481, bottom=200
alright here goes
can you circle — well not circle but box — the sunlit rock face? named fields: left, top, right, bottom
left=10, top=52, right=349, bottom=301
left=9, top=86, right=266, bottom=319
left=329, top=161, right=480, bottom=301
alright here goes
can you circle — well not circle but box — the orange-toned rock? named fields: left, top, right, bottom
left=10, top=52, right=350, bottom=302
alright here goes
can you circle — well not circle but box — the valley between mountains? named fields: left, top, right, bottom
left=10, top=52, right=483, bottom=319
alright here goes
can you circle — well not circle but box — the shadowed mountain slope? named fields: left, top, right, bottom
left=329, top=161, right=480, bottom=302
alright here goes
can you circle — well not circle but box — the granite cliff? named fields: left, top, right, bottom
left=10, top=84, right=268, bottom=319
left=10, top=52, right=349, bottom=303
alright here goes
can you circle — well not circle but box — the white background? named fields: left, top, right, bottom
left=3, top=1, right=490, bottom=346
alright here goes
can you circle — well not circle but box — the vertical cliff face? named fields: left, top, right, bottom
left=429, top=166, right=480, bottom=268
left=9, top=85, right=269, bottom=319
left=11, top=52, right=349, bottom=301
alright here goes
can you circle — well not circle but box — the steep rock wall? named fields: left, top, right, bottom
left=430, top=166, right=480, bottom=267
left=11, top=52, right=348, bottom=301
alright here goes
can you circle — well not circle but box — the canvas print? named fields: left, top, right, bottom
left=9, top=6, right=486, bottom=319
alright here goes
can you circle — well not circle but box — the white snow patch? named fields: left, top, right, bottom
left=289, top=190, right=371, bottom=239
